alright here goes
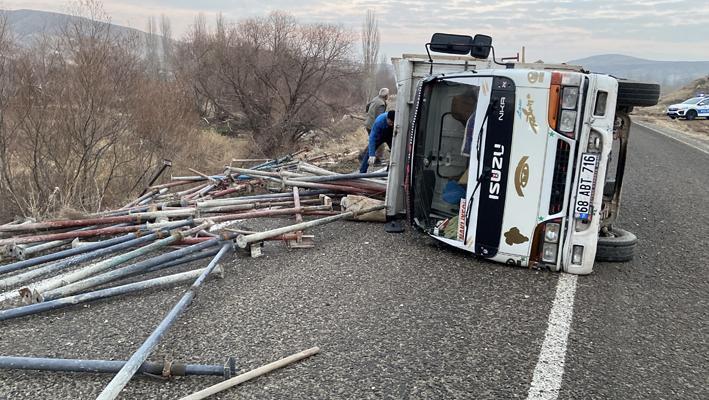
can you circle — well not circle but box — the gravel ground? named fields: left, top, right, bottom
left=0, top=217, right=559, bottom=399
left=0, top=124, right=707, bottom=399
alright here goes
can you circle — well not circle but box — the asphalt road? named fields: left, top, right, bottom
left=0, top=123, right=706, bottom=399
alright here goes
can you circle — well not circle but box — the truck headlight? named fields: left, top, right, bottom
left=561, top=87, right=579, bottom=110
left=542, top=243, right=558, bottom=263
left=544, top=223, right=560, bottom=243
left=559, top=110, right=577, bottom=133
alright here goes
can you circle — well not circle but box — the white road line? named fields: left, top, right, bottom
left=526, top=273, right=578, bottom=400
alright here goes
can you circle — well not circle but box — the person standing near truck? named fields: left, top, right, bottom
left=359, top=88, right=389, bottom=162
left=364, top=88, right=389, bottom=135
left=360, top=110, right=395, bottom=173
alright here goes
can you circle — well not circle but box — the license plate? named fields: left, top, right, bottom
left=574, top=153, right=598, bottom=220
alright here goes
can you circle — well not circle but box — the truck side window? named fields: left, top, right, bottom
left=594, top=91, right=608, bottom=116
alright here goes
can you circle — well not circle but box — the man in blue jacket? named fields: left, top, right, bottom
left=359, top=110, right=395, bottom=173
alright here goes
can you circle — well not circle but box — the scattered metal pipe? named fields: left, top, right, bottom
left=194, top=190, right=330, bottom=208
left=171, top=175, right=226, bottom=181
left=96, top=243, right=232, bottom=400
left=297, top=162, right=337, bottom=176
left=38, top=231, right=222, bottom=301
left=139, top=159, right=173, bottom=197
left=0, top=265, right=224, bottom=321
left=235, top=204, right=386, bottom=249
left=176, top=234, right=304, bottom=245
left=199, top=205, right=333, bottom=224
left=0, top=355, right=236, bottom=379
left=149, top=180, right=194, bottom=191
left=281, top=178, right=380, bottom=195
left=12, top=239, right=71, bottom=260
left=25, top=223, right=207, bottom=303
left=0, top=224, right=167, bottom=247
left=296, top=171, right=388, bottom=182
left=0, top=220, right=191, bottom=278
left=0, top=215, right=155, bottom=233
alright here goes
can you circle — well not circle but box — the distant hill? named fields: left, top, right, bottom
left=0, top=9, right=160, bottom=52
left=568, top=54, right=709, bottom=93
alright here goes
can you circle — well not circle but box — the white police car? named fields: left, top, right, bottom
left=666, top=95, right=709, bottom=120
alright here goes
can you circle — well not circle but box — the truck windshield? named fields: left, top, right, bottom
left=411, top=80, right=479, bottom=232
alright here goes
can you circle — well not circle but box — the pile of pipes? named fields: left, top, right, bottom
left=0, top=152, right=386, bottom=399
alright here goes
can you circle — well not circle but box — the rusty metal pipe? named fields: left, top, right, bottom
left=0, top=215, right=151, bottom=233
left=0, top=224, right=163, bottom=247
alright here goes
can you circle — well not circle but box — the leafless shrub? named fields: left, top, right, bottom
left=0, top=2, right=205, bottom=219
left=176, top=12, right=360, bottom=155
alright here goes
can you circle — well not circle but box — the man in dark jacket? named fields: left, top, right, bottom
left=364, top=88, right=389, bottom=134
left=359, top=110, right=395, bottom=173
left=360, top=88, right=389, bottom=162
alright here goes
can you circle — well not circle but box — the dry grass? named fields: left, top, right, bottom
left=169, top=129, right=255, bottom=176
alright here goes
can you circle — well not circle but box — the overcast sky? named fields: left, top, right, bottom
left=4, top=0, right=709, bottom=62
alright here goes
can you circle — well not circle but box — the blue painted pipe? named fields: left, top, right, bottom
left=0, top=233, right=134, bottom=276
left=96, top=244, right=233, bottom=399
left=0, top=220, right=191, bottom=276
left=40, top=236, right=224, bottom=300
left=0, top=356, right=237, bottom=379
left=0, top=259, right=222, bottom=321
left=0, top=220, right=192, bottom=286
left=144, top=248, right=220, bottom=274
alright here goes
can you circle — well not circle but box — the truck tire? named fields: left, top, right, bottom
left=596, top=227, right=637, bottom=262
left=685, top=110, right=697, bottom=120
left=616, top=80, right=660, bottom=107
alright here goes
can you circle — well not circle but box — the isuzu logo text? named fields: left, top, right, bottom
left=489, top=143, right=505, bottom=200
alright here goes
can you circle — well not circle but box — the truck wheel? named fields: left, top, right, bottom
left=685, top=110, right=697, bottom=120
left=616, top=80, right=661, bottom=107
left=596, top=227, right=637, bottom=262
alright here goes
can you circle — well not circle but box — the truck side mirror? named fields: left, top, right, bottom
left=429, top=33, right=474, bottom=55
left=470, top=34, right=492, bottom=59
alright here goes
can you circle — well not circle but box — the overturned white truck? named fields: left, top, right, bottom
left=384, top=34, right=659, bottom=274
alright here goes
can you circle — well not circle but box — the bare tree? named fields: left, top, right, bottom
left=159, top=14, right=173, bottom=73
left=145, top=16, right=160, bottom=77
left=176, top=11, right=359, bottom=155
left=361, top=9, right=380, bottom=101
left=0, top=1, right=198, bottom=218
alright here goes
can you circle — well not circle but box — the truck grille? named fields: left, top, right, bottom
left=548, top=140, right=570, bottom=214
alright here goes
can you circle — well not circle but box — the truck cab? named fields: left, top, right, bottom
left=385, top=34, right=659, bottom=275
